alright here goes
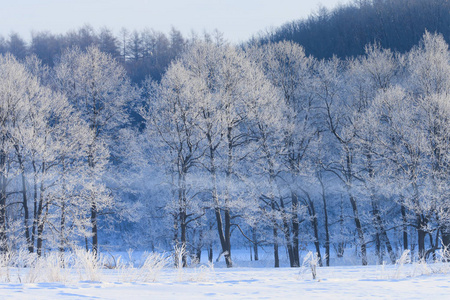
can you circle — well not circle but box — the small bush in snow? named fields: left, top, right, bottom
left=299, top=251, right=320, bottom=280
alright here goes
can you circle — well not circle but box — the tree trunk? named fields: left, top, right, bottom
left=273, top=225, right=280, bottom=268
left=223, top=126, right=234, bottom=268
left=442, top=228, right=450, bottom=250
left=291, top=191, right=300, bottom=267
left=195, top=229, right=203, bottom=263
left=349, top=193, right=367, bottom=265
left=305, top=196, right=322, bottom=267
left=88, top=145, right=98, bottom=257
left=371, top=200, right=396, bottom=264
left=375, top=232, right=382, bottom=265
left=441, top=229, right=450, bottom=262
left=207, top=127, right=233, bottom=267
left=59, top=158, right=68, bottom=253
left=91, top=200, right=98, bottom=256
left=178, top=172, right=188, bottom=267
left=271, top=193, right=280, bottom=268
left=36, top=220, right=45, bottom=256
left=16, top=148, right=32, bottom=253
left=280, top=197, right=295, bottom=267
left=208, top=244, right=213, bottom=263
left=180, top=212, right=187, bottom=267
left=0, top=150, right=7, bottom=253
left=366, top=153, right=395, bottom=264
left=311, top=204, right=323, bottom=267
left=417, top=214, right=426, bottom=260
left=252, top=227, right=259, bottom=261
left=0, top=183, right=6, bottom=253
left=346, top=154, right=367, bottom=265
left=224, top=208, right=232, bottom=267
left=31, top=162, right=38, bottom=253
left=36, top=179, right=46, bottom=257
left=319, top=175, right=330, bottom=266
left=173, top=213, right=179, bottom=265
left=411, top=183, right=426, bottom=260
left=401, top=204, right=408, bottom=250
left=60, top=201, right=66, bottom=253
left=337, top=196, right=345, bottom=258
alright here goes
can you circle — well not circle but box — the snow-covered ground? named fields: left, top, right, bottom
left=1, top=262, right=449, bottom=299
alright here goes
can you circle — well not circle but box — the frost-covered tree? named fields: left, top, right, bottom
left=141, top=64, right=206, bottom=266
left=357, top=32, right=450, bottom=259
left=247, top=41, right=319, bottom=267
left=54, top=46, right=133, bottom=255
left=348, top=43, right=401, bottom=264
left=143, top=39, right=288, bottom=267
left=405, top=32, right=450, bottom=255
left=0, top=54, right=33, bottom=251
left=0, top=54, right=91, bottom=255
left=313, top=56, right=372, bottom=265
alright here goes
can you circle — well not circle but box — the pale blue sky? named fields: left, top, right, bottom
left=2, top=0, right=345, bottom=43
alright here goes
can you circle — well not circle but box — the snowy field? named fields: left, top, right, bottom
left=0, top=252, right=449, bottom=299
left=0, top=265, right=449, bottom=299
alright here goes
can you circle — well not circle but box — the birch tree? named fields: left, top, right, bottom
left=0, top=54, right=33, bottom=252
left=349, top=43, right=400, bottom=264
left=54, top=46, right=133, bottom=255
left=248, top=41, right=319, bottom=267
left=405, top=32, right=450, bottom=254
left=141, top=64, right=206, bottom=266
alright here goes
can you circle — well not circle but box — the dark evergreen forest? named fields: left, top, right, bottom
left=255, top=0, right=450, bottom=59
left=0, top=26, right=186, bottom=84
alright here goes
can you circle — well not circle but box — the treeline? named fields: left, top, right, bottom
left=0, top=25, right=186, bottom=83
left=140, top=32, right=450, bottom=268
left=2, top=31, right=448, bottom=269
left=255, top=0, right=450, bottom=59
left=4, top=0, right=447, bottom=84
left=0, top=47, right=135, bottom=257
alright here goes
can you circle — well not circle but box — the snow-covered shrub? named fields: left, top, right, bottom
left=393, top=250, right=411, bottom=279
left=0, top=251, right=13, bottom=282
left=299, top=251, right=320, bottom=280
left=136, top=252, right=168, bottom=282
left=73, top=248, right=103, bottom=282
left=25, top=252, right=69, bottom=283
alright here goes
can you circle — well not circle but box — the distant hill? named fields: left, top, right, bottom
left=254, top=0, right=450, bottom=59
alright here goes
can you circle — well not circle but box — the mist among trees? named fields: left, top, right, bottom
left=0, top=0, right=449, bottom=268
